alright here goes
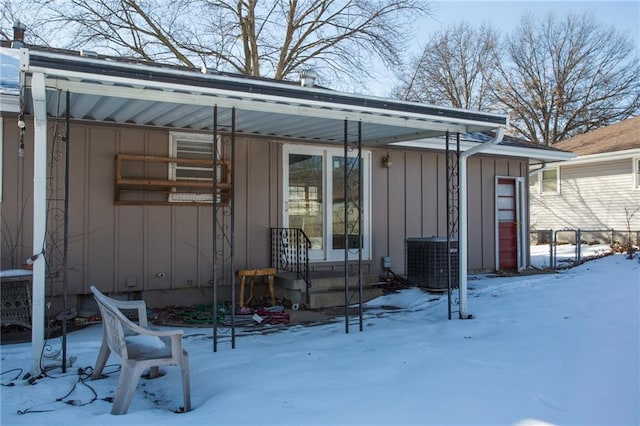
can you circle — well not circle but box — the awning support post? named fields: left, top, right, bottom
left=458, top=127, right=505, bottom=318
left=30, top=72, right=47, bottom=377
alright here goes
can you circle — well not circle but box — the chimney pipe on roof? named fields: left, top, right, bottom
left=299, top=68, right=318, bottom=88
left=12, top=21, right=26, bottom=48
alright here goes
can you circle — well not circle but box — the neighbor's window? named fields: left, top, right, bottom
left=634, top=157, right=640, bottom=190
left=540, top=168, right=559, bottom=194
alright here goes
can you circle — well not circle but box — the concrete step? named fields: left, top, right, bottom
left=275, top=272, right=382, bottom=309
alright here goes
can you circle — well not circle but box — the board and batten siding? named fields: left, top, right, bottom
left=530, top=158, right=639, bottom=231
left=369, top=149, right=528, bottom=274
left=2, top=116, right=528, bottom=307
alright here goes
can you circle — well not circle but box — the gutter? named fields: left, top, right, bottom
left=458, top=127, right=505, bottom=319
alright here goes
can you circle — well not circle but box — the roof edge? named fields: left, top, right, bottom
left=22, top=48, right=507, bottom=128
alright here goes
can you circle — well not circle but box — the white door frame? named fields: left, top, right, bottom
left=283, top=144, right=371, bottom=262
left=494, top=176, right=527, bottom=271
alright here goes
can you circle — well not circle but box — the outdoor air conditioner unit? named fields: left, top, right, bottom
left=406, top=237, right=459, bottom=291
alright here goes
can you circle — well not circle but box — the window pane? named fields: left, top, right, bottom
left=169, top=134, right=216, bottom=203
left=541, top=169, right=558, bottom=193
left=498, top=210, right=515, bottom=221
left=288, top=154, right=323, bottom=250
left=498, top=196, right=514, bottom=210
left=332, top=156, right=361, bottom=249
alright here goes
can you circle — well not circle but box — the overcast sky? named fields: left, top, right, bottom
left=365, top=0, right=640, bottom=97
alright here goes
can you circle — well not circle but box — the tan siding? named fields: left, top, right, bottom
left=421, top=154, right=439, bottom=236
left=172, top=207, right=199, bottom=289
left=405, top=153, right=422, bottom=237
left=117, top=206, right=144, bottom=291
left=68, top=126, right=88, bottom=293
left=242, top=138, right=274, bottom=268
left=371, top=150, right=390, bottom=267
left=196, top=207, right=214, bottom=287
left=86, top=126, right=117, bottom=292
left=234, top=138, right=248, bottom=270
left=3, top=116, right=529, bottom=307
left=146, top=206, right=172, bottom=290
left=480, top=159, right=497, bottom=270
left=387, top=151, right=407, bottom=272
left=467, top=158, right=483, bottom=270
left=368, top=151, right=523, bottom=274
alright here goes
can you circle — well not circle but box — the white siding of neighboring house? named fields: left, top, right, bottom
left=530, top=157, right=640, bottom=232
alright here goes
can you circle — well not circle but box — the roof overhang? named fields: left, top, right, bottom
left=16, top=47, right=508, bottom=146
left=544, top=148, right=640, bottom=166
left=393, top=138, right=576, bottom=163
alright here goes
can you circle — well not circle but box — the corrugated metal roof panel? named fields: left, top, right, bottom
left=16, top=47, right=514, bottom=147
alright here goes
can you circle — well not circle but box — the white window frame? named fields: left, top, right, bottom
left=528, top=171, right=538, bottom=194
left=283, top=144, right=371, bottom=262
left=168, top=132, right=220, bottom=203
left=494, top=176, right=527, bottom=271
left=633, top=157, right=640, bottom=190
left=539, top=167, right=560, bottom=195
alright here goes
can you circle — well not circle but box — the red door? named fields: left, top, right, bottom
left=497, top=179, right=518, bottom=270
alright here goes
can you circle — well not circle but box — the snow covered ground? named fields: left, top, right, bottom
left=1, top=253, right=638, bottom=426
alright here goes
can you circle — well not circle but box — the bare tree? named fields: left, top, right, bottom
left=493, top=12, right=640, bottom=145
left=395, top=22, right=499, bottom=111
left=1, top=0, right=431, bottom=89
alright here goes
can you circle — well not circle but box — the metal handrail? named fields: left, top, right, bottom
left=270, top=228, right=312, bottom=304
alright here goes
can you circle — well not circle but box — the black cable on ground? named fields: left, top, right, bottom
left=16, top=365, right=120, bottom=415
left=55, top=367, right=98, bottom=407
left=1, top=368, right=23, bottom=387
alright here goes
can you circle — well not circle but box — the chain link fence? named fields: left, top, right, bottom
left=530, top=228, right=639, bottom=269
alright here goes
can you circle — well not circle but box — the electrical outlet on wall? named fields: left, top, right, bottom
left=382, top=256, right=391, bottom=270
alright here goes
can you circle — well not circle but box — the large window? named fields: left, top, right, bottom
left=284, top=145, right=370, bottom=261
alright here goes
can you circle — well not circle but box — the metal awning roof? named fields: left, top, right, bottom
left=17, top=47, right=508, bottom=146
left=394, top=132, right=575, bottom=163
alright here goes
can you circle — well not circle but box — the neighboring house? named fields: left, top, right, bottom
left=530, top=116, right=640, bottom=244
left=1, top=43, right=572, bottom=320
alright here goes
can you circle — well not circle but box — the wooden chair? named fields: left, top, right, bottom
left=237, top=268, right=277, bottom=308
left=90, top=286, right=191, bottom=415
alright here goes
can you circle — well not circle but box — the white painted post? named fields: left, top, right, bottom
left=30, top=72, right=47, bottom=376
left=458, top=127, right=505, bottom=318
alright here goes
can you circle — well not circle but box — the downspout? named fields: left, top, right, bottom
left=528, top=163, right=548, bottom=175
left=458, top=127, right=505, bottom=319
left=30, top=72, right=47, bottom=376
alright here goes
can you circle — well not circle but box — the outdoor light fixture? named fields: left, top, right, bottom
left=382, top=154, right=392, bottom=169
left=18, top=114, right=26, bottom=158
